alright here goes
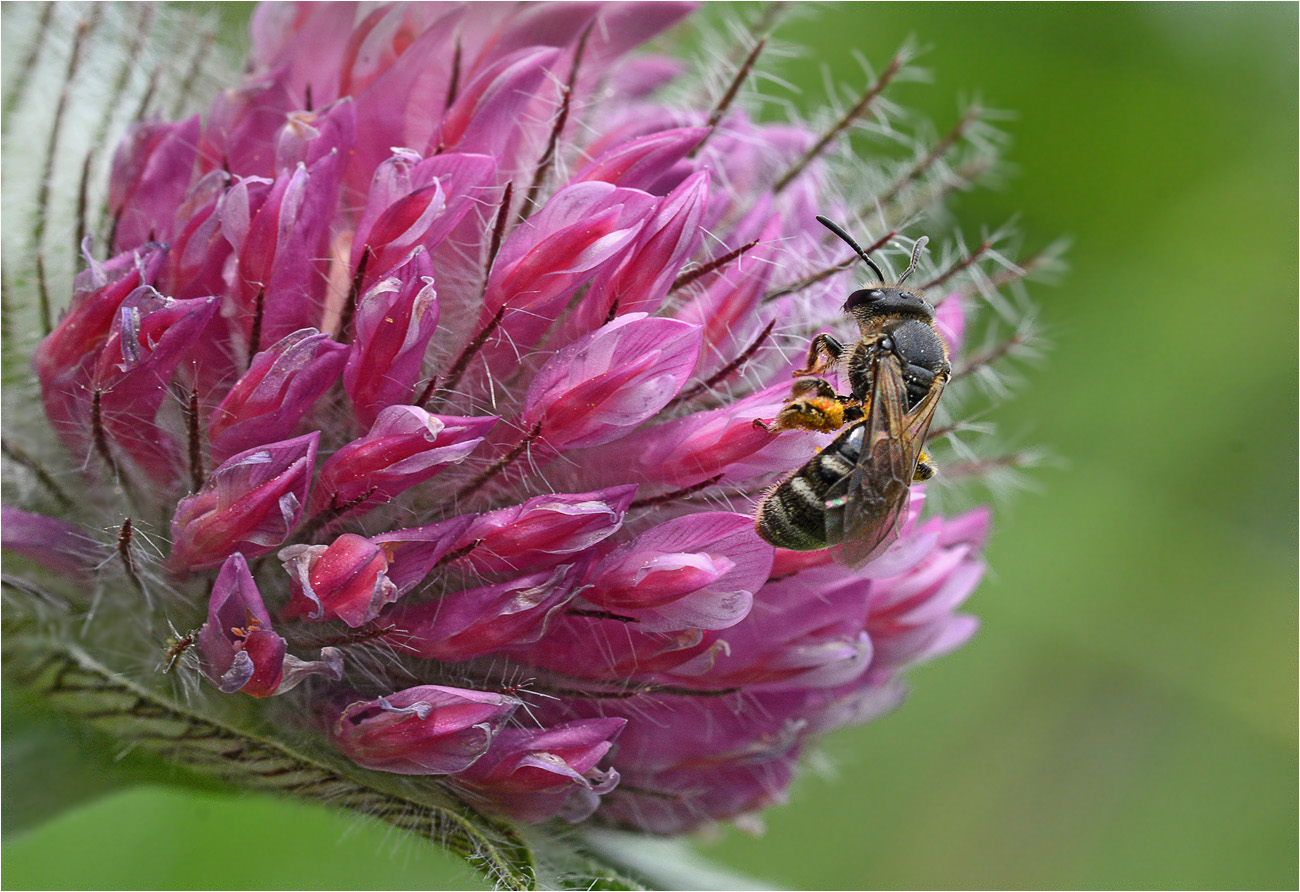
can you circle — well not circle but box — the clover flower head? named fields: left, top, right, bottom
left=3, top=2, right=1045, bottom=880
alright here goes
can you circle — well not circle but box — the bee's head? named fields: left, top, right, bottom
left=843, top=286, right=935, bottom=321
left=814, top=216, right=932, bottom=321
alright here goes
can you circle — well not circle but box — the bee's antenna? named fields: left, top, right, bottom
left=897, top=236, right=929, bottom=285
left=816, top=215, right=885, bottom=281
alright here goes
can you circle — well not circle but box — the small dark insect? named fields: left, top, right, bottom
left=755, top=216, right=950, bottom=565
left=159, top=627, right=199, bottom=674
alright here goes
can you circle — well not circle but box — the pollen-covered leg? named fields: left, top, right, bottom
left=756, top=377, right=860, bottom=434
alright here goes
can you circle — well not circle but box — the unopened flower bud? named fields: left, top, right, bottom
left=280, top=533, right=399, bottom=627
left=168, top=433, right=318, bottom=574
left=328, top=685, right=520, bottom=775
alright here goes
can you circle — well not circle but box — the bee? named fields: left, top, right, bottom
left=755, top=216, right=950, bottom=566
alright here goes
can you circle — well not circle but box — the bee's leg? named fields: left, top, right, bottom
left=789, top=377, right=838, bottom=400
left=913, top=450, right=936, bottom=482
left=757, top=399, right=824, bottom=433
left=792, top=378, right=864, bottom=428
left=793, top=334, right=844, bottom=377
left=755, top=380, right=827, bottom=431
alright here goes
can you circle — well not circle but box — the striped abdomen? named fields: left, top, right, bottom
left=755, top=423, right=865, bottom=550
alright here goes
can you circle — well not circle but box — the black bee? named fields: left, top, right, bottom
left=755, top=216, right=950, bottom=566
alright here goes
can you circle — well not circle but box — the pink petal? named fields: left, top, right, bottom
left=330, top=685, right=520, bottom=776
left=522, top=313, right=702, bottom=451
left=167, top=432, right=318, bottom=574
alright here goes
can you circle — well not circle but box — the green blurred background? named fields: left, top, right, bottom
left=4, top=3, right=1296, bottom=889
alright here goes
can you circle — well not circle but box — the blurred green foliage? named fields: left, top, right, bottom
left=4, top=3, right=1296, bottom=889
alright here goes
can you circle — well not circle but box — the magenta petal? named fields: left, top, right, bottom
left=461, top=718, right=626, bottom=790
left=573, top=127, right=708, bottom=193
left=934, top=292, right=967, bottom=353
left=91, top=290, right=219, bottom=483
left=471, top=4, right=599, bottom=69
left=572, top=171, right=710, bottom=337
left=34, top=245, right=169, bottom=465
left=35, top=243, right=168, bottom=388
left=209, top=328, right=348, bottom=462
left=486, top=182, right=654, bottom=313
left=352, top=151, right=497, bottom=285
left=873, top=614, right=981, bottom=670
left=585, top=382, right=794, bottom=491
left=522, top=313, right=702, bottom=451
left=482, top=181, right=657, bottom=353
left=167, top=432, right=318, bottom=574
left=108, top=116, right=201, bottom=251
left=361, top=183, right=447, bottom=273
left=274, top=98, right=357, bottom=171
left=665, top=565, right=876, bottom=692
left=248, top=4, right=353, bottom=103
left=199, top=68, right=297, bottom=177
left=159, top=171, right=234, bottom=302
left=677, top=212, right=784, bottom=362
left=341, top=8, right=466, bottom=190
left=854, top=517, right=942, bottom=580
left=581, top=3, right=697, bottom=66
left=311, top=407, right=496, bottom=516
left=0, top=507, right=98, bottom=579
left=594, top=552, right=732, bottom=610
left=432, top=47, right=561, bottom=159
left=452, top=718, right=627, bottom=823
left=514, top=617, right=718, bottom=680
left=280, top=533, right=399, bottom=628
left=584, top=512, right=771, bottom=631
left=941, top=506, right=993, bottom=548
left=373, top=514, right=479, bottom=597
left=794, top=679, right=911, bottom=739
left=455, top=485, right=637, bottom=576
left=383, top=564, right=585, bottom=661
left=342, top=249, right=439, bottom=427
left=601, top=756, right=798, bottom=835
left=197, top=553, right=286, bottom=698
left=221, top=153, right=343, bottom=344
left=329, top=685, right=520, bottom=775
left=875, top=546, right=982, bottom=622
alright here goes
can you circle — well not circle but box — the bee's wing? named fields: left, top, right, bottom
left=825, top=349, right=945, bottom=568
